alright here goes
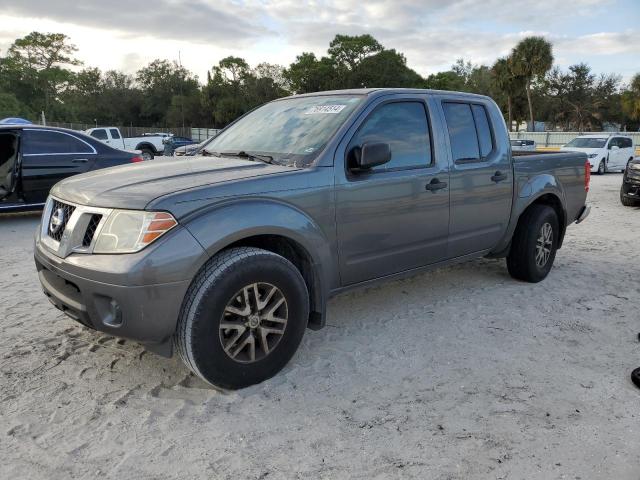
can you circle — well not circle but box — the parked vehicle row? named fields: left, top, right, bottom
left=85, top=127, right=196, bottom=160
left=561, top=134, right=635, bottom=174
left=0, top=126, right=143, bottom=212
left=34, top=88, right=590, bottom=389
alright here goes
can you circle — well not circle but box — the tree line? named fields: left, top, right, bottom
left=1, top=31, right=639, bottom=131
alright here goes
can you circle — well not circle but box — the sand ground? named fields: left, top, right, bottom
left=1, top=173, right=638, bottom=479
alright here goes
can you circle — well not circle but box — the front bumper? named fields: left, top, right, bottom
left=34, top=226, right=207, bottom=357
left=622, top=172, right=640, bottom=198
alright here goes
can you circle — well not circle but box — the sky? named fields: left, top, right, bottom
left=0, top=0, right=638, bottom=83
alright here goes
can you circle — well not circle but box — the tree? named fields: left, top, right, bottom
left=542, top=64, right=622, bottom=131
left=1, top=32, right=81, bottom=117
left=136, top=60, right=200, bottom=126
left=511, top=36, right=554, bottom=131
left=491, top=57, right=525, bottom=131
left=621, top=74, right=640, bottom=129
left=424, top=70, right=466, bottom=91
left=327, top=34, right=383, bottom=71
left=284, top=53, right=336, bottom=93
left=353, top=49, right=423, bottom=88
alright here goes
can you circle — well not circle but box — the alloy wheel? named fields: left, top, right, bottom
left=219, top=282, right=288, bottom=363
left=535, top=222, right=553, bottom=267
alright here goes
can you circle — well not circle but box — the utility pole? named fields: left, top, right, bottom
left=178, top=51, right=185, bottom=132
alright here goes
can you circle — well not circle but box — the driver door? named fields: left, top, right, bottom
left=334, top=97, right=450, bottom=285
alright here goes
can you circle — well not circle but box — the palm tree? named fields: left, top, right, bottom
left=511, top=36, right=554, bottom=131
left=491, top=56, right=523, bottom=131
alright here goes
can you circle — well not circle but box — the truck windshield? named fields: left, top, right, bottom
left=566, top=137, right=606, bottom=148
left=203, top=95, right=364, bottom=167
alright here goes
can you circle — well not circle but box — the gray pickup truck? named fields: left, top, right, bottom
left=34, top=89, right=590, bottom=389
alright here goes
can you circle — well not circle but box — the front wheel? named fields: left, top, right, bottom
left=507, top=205, right=559, bottom=283
left=621, top=186, right=640, bottom=207
left=597, top=159, right=606, bottom=175
left=175, top=247, right=309, bottom=389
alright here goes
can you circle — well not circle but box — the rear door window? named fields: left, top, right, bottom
left=471, top=104, right=493, bottom=158
left=443, top=103, right=480, bottom=162
left=109, top=128, right=121, bottom=139
left=23, top=130, right=94, bottom=155
left=91, top=129, right=108, bottom=140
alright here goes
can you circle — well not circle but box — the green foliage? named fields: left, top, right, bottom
left=0, top=30, right=636, bottom=132
left=511, top=36, right=554, bottom=130
left=621, top=74, right=640, bottom=128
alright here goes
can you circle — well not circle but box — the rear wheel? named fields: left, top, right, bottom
left=140, top=148, right=154, bottom=161
left=175, top=247, right=309, bottom=389
left=507, top=205, right=559, bottom=283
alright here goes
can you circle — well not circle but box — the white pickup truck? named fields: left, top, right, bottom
left=86, top=127, right=168, bottom=160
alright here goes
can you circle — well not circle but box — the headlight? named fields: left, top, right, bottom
left=587, top=153, right=598, bottom=158
left=94, top=210, right=177, bottom=253
left=630, top=163, right=640, bottom=171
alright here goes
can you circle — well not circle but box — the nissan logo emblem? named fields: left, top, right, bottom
left=49, top=208, right=65, bottom=234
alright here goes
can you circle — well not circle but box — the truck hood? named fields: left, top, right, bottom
left=51, top=155, right=298, bottom=209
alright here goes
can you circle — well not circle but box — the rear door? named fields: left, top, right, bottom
left=335, top=96, right=450, bottom=285
left=607, top=137, right=622, bottom=169
left=0, top=131, right=19, bottom=200
left=109, top=128, right=126, bottom=149
left=441, top=100, right=513, bottom=258
left=21, top=129, right=97, bottom=203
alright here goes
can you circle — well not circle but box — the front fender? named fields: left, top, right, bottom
left=182, top=197, right=335, bottom=313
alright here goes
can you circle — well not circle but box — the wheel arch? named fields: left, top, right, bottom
left=183, top=199, right=335, bottom=330
left=135, top=142, right=156, bottom=152
left=490, top=177, right=568, bottom=258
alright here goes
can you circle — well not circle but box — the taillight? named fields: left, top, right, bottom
left=131, top=156, right=144, bottom=163
left=584, top=160, right=590, bottom=192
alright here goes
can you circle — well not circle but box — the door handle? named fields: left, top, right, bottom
left=72, top=158, right=89, bottom=163
left=491, top=171, right=507, bottom=182
left=425, top=178, right=448, bottom=192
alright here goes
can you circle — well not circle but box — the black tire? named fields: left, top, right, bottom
left=597, top=159, right=606, bottom=175
left=507, top=205, right=559, bottom=283
left=620, top=186, right=640, bottom=207
left=175, top=247, right=309, bottom=389
left=140, top=148, right=154, bottom=161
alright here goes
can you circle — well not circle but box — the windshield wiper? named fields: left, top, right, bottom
left=220, top=151, right=276, bottom=165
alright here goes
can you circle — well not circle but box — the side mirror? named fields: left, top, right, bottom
left=349, top=142, right=392, bottom=171
left=611, top=145, right=620, bottom=150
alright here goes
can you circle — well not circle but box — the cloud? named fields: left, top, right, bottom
left=0, top=0, right=636, bottom=80
left=556, top=30, right=640, bottom=56
left=0, top=0, right=271, bottom=47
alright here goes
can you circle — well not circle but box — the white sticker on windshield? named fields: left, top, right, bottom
left=304, top=105, right=347, bottom=114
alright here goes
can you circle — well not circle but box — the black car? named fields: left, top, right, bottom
left=0, top=125, right=143, bottom=212
left=621, top=157, right=640, bottom=207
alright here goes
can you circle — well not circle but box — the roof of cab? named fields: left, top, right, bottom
left=0, top=124, right=72, bottom=132
left=284, top=87, right=493, bottom=102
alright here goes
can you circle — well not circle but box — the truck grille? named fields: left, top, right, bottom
left=41, top=197, right=112, bottom=257
left=48, top=200, right=76, bottom=241
left=82, top=214, right=103, bottom=247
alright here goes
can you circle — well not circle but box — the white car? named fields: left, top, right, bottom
left=85, top=127, right=169, bottom=160
left=561, top=135, right=635, bottom=174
